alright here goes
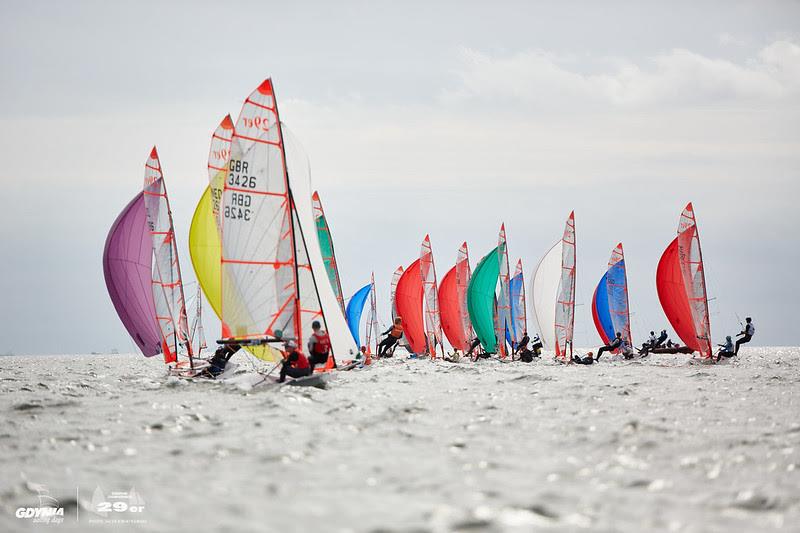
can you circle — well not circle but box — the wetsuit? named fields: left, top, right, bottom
left=465, top=337, right=483, bottom=358
left=378, top=324, right=403, bottom=356
left=308, top=330, right=333, bottom=369
left=572, top=354, right=594, bottom=365
left=280, top=349, right=312, bottom=382
left=515, top=334, right=530, bottom=354
left=717, top=339, right=735, bottom=360
left=735, top=322, right=755, bottom=354
left=654, top=331, right=668, bottom=348
left=596, top=337, right=622, bottom=360
left=207, top=344, right=239, bottom=377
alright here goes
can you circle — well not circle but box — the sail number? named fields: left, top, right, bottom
left=228, top=159, right=256, bottom=189
left=225, top=192, right=252, bottom=221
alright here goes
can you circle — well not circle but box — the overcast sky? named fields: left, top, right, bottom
left=1, top=0, right=798, bottom=354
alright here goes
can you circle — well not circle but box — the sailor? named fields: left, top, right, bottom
left=307, top=321, right=334, bottom=370
left=378, top=317, right=404, bottom=356
left=595, top=332, right=623, bottom=361
left=530, top=334, right=543, bottom=357
left=572, top=351, right=595, bottom=365
left=279, top=340, right=312, bottom=383
left=735, top=317, right=755, bottom=354
left=654, top=329, right=668, bottom=348
left=716, top=336, right=735, bottom=361
left=206, top=342, right=240, bottom=377
left=648, top=331, right=657, bottom=347
left=515, top=332, right=530, bottom=356
left=465, top=336, right=483, bottom=359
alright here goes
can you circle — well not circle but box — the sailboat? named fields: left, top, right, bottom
left=344, top=273, right=379, bottom=354
left=656, top=203, right=712, bottom=358
left=216, top=78, right=355, bottom=376
left=103, top=191, right=162, bottom=357
left=591, top=243, right=632, bottom=352
left=439, top=242, right=473, bottom=352
left=312, top=191, right=346, bottom=315
left=395, top=235, right=442, bottom=356
left=142, top=147, right=197, bottom=371
left=529, top=211, right=576, bottom=361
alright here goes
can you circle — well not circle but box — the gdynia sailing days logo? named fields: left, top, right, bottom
left=88, top=486, right=146, bottom=524
left=15, top=482, right=65, bottom=524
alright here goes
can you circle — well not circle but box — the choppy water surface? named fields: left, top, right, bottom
left=0, top=348, right=798, bottom=532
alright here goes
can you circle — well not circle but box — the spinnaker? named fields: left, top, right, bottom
left=467, top=246, right=500, bottom=353
left=345, top=284, right=371, bottom=348
left=439, top=242, right=473, bottom=351
left=656, top=203, right=712, bottom=357
left=103, top=192, right=162, bottom=357
left=395, top=259, right=425, bottom=354
left=592, top=243, right=632, bottom=351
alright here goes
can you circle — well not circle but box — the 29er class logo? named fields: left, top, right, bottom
left=88, top=486, right=146, bottom=523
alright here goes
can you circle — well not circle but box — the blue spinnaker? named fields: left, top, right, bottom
left=591, top=272, right=615, bottom=345
left=345, top=284, right=371, bottom=347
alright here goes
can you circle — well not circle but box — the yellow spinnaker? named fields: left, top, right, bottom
left=189, top=186, right=279, bottom=362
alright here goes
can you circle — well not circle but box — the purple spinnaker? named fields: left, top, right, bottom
left=103, top=191, right=162, bottom=356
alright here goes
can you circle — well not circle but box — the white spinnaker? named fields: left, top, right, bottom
left=528, top=240, right=562, bottom=351
left=221, top=79, right=296, bottom=343
left=143, top=147, right=191, bottom=363
left=282, top=123, right=358, bottom=357
left=207, top=115, right=234, bottom=229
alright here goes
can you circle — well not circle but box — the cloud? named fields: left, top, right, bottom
left=442, top=40, right=800, bottom=109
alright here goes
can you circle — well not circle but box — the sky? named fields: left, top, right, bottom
left=0, top=0, right=798, bottom=354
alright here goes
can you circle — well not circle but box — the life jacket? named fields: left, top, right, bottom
left=310, top=331, right=331, bottom=355
left=390, top=324, right=403, bottom=338
left=290, top=351, right=310, bottom=369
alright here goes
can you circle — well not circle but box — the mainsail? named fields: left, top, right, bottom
left=366, top=273, right=379, bottom=354
left=420, top=235, right=442, bottom=357
left=395, top=259, right=425, bottom=354
left=142, top=147, right=192, bottom=366
left=189, top=285, right=208, bottom=354
left=312, top=191, right=346, bottom=315
left=220, top=79, right=329, bottom=361
left=554, top=211, right=576, bottom=359
left=390, top=266, right=404, bottom=319
left=103, top=192, right=162, bottom=356
left=439, top=242, right=473, bottom=351
left=509, top=259, right=527, bottom=345
left=496, top=224, right=512, bottom=358
left=656, top=203, right=712, bottom=357
left=467, top=247, right=500, bottom=353
left=188, top=115, right=233, bottom=327
left=345, top=284, right=371, bottom=348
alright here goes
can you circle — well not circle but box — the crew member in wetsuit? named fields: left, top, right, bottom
left=735, top=317, right=755, bottom=355
left=514, top=332, right=530, bottom=356
left=596, top=332, right=623, bottom=360
left=465, top=337, right=484, bottom=359
left=279, top=340, right=312, bottom=383
left=307, top=321, right=334, bottom=370
left=206, top=342, right=240, bottom=377
left=378, top=317, right=403, bottom=357
left=654, top=330, right=668, bottom=348
left=717, top=336, right=735, bottom=361
left=572, top=351, right=595, bottom=365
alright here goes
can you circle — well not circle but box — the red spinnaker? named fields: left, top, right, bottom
left=395, top=259, right=425, bottom=354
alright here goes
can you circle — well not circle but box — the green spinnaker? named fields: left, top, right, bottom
left=467, top=246, right=500, bottom=353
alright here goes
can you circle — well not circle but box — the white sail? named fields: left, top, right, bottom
left=528, top=240, right=562, bottom=351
